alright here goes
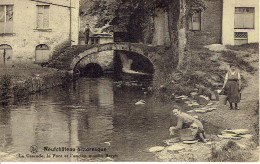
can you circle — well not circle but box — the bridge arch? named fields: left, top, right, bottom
left=70, top=42, right=156, bottom=74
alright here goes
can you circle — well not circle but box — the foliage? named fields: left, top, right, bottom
left=221, top=50, right=255, bottom=73
left=0, top=74, right=12, bottom=99
left=210, top=141, right=252, bottom=162
left=86, top=0, right=205, bottom=35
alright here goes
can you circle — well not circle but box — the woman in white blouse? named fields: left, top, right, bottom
left=222, top=64, right=241, bottom=110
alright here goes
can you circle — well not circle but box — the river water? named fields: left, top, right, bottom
left=0, top=77, right=219, bottom=162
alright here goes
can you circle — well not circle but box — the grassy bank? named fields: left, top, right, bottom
left=153, top=43, right=259, bottom=162
left=0, top=63, right=72, bottom=100
left=154, top=43, right=258, bottom=99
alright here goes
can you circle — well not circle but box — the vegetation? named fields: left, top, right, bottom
left=210, top=141, right=252, bottom=162
left=0, top=74, right=12, bottom=99
left=83, top=0, right=206, bottom=70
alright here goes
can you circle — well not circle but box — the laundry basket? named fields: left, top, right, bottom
left=219, top=95, right=227, bottom=105
left=179, top=129, right=196, bottom=141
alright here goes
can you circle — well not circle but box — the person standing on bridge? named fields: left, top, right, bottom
left=83, top=24, right=90, bottom=45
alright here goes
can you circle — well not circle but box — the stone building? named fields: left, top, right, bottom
left=0, top=0, right=80, bottom=66
left=152, top=0, right=259, bottom=47
left=222, top=0, right=259, bottom=45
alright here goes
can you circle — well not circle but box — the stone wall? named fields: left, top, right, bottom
left=0, top=71, right=72, bottom=100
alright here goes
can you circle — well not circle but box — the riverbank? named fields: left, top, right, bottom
left=152, top=43, right=259, bottom=162
left=0, top=63, right=72, bottom=101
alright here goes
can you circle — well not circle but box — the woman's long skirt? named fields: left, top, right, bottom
left=225, top=80, right=240, bottom=103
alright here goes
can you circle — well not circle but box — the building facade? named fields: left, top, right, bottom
left=222, top=0, right=259, bottom=45
left=0, top=0, right=80, bottom=66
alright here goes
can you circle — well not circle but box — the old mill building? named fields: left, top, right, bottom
left=0, top=0, right=80, bottom=66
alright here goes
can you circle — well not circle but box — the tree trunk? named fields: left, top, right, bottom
left=167, top=0, right=180, bottom=67
left=168, top=0, right=190, bottom=72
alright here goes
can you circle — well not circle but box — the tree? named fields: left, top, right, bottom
left=85, top=0, right=205, bottom=70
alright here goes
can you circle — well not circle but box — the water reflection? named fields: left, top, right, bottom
left=0, top=77, right=219, bottom=162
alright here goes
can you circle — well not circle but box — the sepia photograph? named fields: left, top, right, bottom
left=0, top=0, right=259, bottom=162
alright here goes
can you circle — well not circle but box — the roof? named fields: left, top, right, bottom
left=30, top=0, right=76, bottom=8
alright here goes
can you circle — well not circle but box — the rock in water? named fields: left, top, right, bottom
left=166, top=145, right=185, bottom=152
left=135, top=100, right=145, bottom=105
left=223, top=129, right=250, bottom=135
left=148, top=146, right=165, bottom=152
left=183, top=140, right=198, bottom=144
left=218, top=134, right=241, bottom=140
left=163, top=138, right=180, bottom=145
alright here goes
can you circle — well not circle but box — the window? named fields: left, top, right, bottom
left=235, top=7, right=254, bottom=29
left=234, top=32, right=248, bottom=45
left=37, top=5, right=50, bottom=29
left=189, top=10, right=201, bottom=31
left=0, top=5, right=13, bottom=33
left=35, top=44, right=50, bottom=62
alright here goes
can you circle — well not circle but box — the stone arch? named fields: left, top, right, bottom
left=71, top=43, right=155, bottom=73
left=78, top=63, right=104, bottom=77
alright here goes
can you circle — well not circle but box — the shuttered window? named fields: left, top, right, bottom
left=235, top=7, right=254, bottom=29
left=0, top=5, right=13, bottom=33
left=37, top=5, right=50, bottom=29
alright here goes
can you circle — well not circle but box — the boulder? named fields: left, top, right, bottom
left=179, top=95, right=188, bottom=98
left=218, top=134, right=241, bottom=140
left=198, top=95, right=210, bottom=105
left=210, top=92, right=217, bottom=100
left=239, top=134, right=253, bottom=139
left=195, top=109, right=206, bottom=113
left=191, top=102, right=200, bottom=107
left=183, top=140, right=198, bottom=144
left=204, top=44, right=227, bottom=52
left=236, top=143, right=247, bottom=149
left=163, top=138, right=180, bottom=145
left=193, top=115, right=199, bottom=119
left=185, top=101, right=191, bottom=104
left=190, top=92, right=198, bottom=96
left=166, top=145, right=185, bottom=152
left=223, top=129, right=250, bottom=135
left=135, top=100, right=145, bottom=105
left=148, top=146, right=165, bottom=152
left=187, top=110, right=194, bottom=113
left=205, top=108, right=215, bottom=112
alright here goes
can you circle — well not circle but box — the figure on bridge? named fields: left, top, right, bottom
left=83, top=24, right=90, bottom=45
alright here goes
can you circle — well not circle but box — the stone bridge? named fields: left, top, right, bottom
left=70, top=42, right=164, bottom=74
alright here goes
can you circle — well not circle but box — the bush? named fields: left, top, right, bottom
left=0, top=74, right=12, bottom=99
left=210, top=141, right=252, bottom=162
